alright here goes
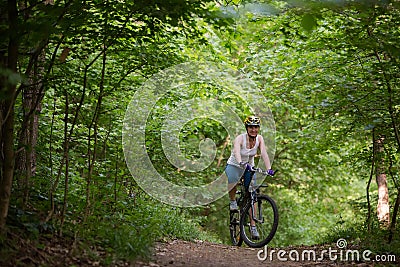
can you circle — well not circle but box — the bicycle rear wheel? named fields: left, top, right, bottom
left=229, top=210, right=243, bottom=246
left=240, top=194, right=278, bottom=248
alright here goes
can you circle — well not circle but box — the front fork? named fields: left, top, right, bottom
left=250, top=191, right=264, bottom=223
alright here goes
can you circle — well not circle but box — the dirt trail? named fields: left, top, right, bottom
left=134, top=239, right=377, bottom=267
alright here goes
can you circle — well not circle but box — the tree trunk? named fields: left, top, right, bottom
left=59, top=90, right=69, bottom=235
left=16, top=49, right=45, bottom=205
left=389, top=187, right=400, bottom=242
left=0, top=0, right=18, bottom=232
left=366, top=130, right=375, bottom=232
left=374, top=135, right=390, bottom=227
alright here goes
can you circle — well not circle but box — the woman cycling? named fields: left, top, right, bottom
left=225, top=115, right=275, bottom=239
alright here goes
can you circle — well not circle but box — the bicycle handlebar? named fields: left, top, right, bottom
left=252, top=167, right=274, bottom=176
left=239, top=163, right=277, bottom=176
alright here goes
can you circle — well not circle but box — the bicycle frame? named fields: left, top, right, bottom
left=229, top=166, right=278, bottom=248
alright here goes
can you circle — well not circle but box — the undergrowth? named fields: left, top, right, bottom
left=78, top=196, right=222, bottom=262
left=322, top=219, right=400, bottom=260
left=0, top=194, right=221, bottom=266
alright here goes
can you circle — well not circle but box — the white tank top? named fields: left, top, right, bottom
left=227, top=133, right=259, bottom=167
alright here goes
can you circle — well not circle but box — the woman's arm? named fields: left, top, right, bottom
left=258, top=135, right=272, bottom=169
left=233, top=135, right=243, bottom=163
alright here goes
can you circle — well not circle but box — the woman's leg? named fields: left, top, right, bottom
left=225, top=164, right=243, bottom=210
left=228, top=184, right=237, bottom=201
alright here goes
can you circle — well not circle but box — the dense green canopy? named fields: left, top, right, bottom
left=0, top=0, right=399, bottom=264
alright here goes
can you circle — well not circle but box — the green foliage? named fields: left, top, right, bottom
left=322, top=216, right=400, bottom=257
left=186, top=0, right=399, bottom=249
left=76, top=196, right=220, bottom=261
left=3, top=0, right=400, bottom=264
left=143, top=80, right=250, bottom=187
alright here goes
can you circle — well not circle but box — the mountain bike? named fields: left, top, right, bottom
left=229, top=167, right=278, bottom=248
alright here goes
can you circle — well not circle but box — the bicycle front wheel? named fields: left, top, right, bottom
left=229, top=210, right=243, bottom=246
left=240, top=194, right=278, bottom=248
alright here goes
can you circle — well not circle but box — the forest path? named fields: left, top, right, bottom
left=134, top=239, right=374, bottom=267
